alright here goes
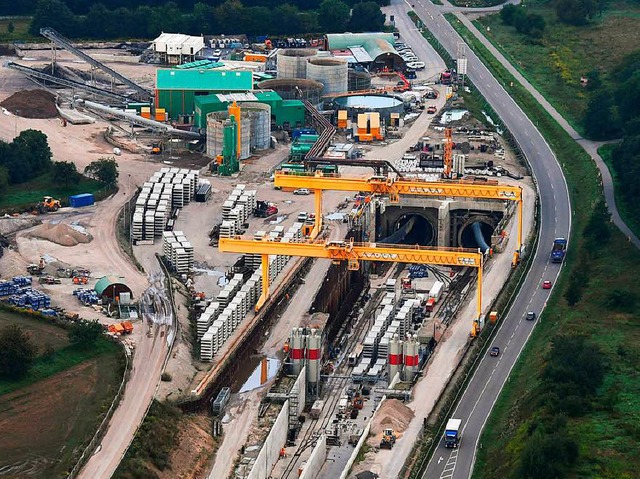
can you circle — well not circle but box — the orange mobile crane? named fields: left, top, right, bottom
left=218, top=237, right=485, bottom=336
left=273, top=171, right=524, bottom=266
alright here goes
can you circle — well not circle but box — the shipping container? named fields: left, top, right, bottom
left=69, top=193, right=95, bottom=208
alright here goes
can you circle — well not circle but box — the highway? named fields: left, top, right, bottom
left=389, top=0, right=572, bottom=477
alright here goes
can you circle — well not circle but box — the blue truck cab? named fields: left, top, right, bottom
left=550, top=237, right=567, bottom=263
left=444, top=418, right=462, bottom=448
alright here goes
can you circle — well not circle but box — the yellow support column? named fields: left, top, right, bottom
left=311, top=189, right=323, bottom=239
left=474, top=257, right=483, bottom=336
left=513, top=198, right=524, bottom=267
left=255, top=253, right=270, bottom=311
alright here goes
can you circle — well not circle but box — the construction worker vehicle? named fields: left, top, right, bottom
left=39, top=275, right=61, bottom=285
left=27, top=257, right=46, bottom=275
left=108, top=321, right=134, bottom=335
left=254, top=200, right=278, bottom=218
left=151, top=142, right=162, bottom=155
left=380, top=428, right=397, bottom=449
left=37, top=196, right=62, bottom=213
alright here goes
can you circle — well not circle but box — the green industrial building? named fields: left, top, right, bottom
left=193, top=90, right=305, bottom=130
left=155, top=69, right=254, bottom=121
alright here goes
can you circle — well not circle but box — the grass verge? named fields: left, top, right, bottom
left=443, top=14, right=640, bottom=479
left=113, top=400, right=183, bottom=478
left=0, top=171, right=111, bottom=213
left=598, top=143, right=640, bottom=239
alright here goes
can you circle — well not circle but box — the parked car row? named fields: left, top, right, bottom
left=396, top=42, right=426, bottom=71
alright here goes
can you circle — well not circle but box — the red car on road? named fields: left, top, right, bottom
left=542, top=280, right=552, bottom=289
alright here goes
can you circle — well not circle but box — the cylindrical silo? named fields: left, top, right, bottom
left=388, top=334, right=402, bottom=385
left=306, top=58, right=348, bottom=97
left=206, top=113, right=226, bottom=158
left=306, top=328, right=321, bottom=398
left=291, top=328, right=304, bottom=375
left=277, top=49, right=317, bottom=79
left=348, top=69, right=372, bottom=92
left=403, top=335, right=419, bottom=382
left=258, top=79, right=324, bottom=109
left=239, top=114, right=251, bottom=160
left=242, top=102, right=271, bottom=151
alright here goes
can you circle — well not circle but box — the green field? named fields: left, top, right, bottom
left=0, top=17, right=38, bottom=43
left=0, top=171, right=109, bottom=213
left=0, top=310, right=124, bottom=478
left=440, top=15, right=640, bottom=479
left=473, top=1, right=640, bottom=135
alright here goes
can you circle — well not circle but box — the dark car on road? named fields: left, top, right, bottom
left=489, top=346, right=500, bottom=357
left=526, top=311, right=536, bottom=321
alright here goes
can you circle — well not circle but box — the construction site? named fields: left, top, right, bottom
left=0, top=23, right=535, bottom=479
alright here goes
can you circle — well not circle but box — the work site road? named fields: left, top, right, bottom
left=386, top=0, right=573, bottom=478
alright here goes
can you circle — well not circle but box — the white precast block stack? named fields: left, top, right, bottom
left=219, top=220, right=236, bottom=238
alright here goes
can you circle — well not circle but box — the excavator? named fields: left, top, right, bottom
left=36, top=196, right=61, bottom=213
left=380, top=428, right=397, bottom=449
left=151, top=142, right=162, bottom=155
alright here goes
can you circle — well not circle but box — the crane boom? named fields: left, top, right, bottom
left=274, top=171, right=524, bottom=266
left=218, top=237, right=484, bottom=334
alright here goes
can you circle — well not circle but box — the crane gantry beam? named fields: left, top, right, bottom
left=218, top=237, right=484, bottom=334
left=274, top=171, right=524, bottom=265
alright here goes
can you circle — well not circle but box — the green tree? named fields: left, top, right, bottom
left=29, top=0, right=78, bottom=36
left=52, top=161, right=80, bottom=188
left=273, top=3, right=302, bottom=34
left=555, top=0, right=596, bottom=25
left=349, top=2, right=385, bottom=32
left=215, top=0, right=245, bottom=34
left=318, top=0, right=350, bottom=33
left=0, top=165, right=8, bottom=196
left=84, top=157, right=119, bottom=186
left=69, top=320, right=104, bottom=347
left=583, top=199, right=610, bottom=250
left=583, top=88, right=621, bottom=140
left=7, top=21, right=15, bottom=34
left=0, top=325, right=38, bottom=379
left=606, top=288, right=637, bottom=313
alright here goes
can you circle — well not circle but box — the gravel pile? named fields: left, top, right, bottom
left=28, top=223, right=91, bottom=247
left=0, top=89, right=58, bottom=119
left=370, top=398, right=414, bottom=436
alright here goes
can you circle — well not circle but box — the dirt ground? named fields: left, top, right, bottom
left=156, top=413, right=217, bottom=479
left=0, top=355, right=121, bottom=478
left=0, top=309, right=70, bottom=351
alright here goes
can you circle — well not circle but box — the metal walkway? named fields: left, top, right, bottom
left=40, top=27, right=152, bottom=101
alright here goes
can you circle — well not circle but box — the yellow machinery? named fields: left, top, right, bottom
left=273, top=172, right=524, bottom=266
left=37, top=196, right=61, bottom=213
left=380, top=428, right=397, bottom=449
left=218, top=237, right=485, bottom=335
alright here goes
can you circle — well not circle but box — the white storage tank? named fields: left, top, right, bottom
left=242, top=102, right=271, bottom=152
left=277, top=49, right=317, bottom=79
left=306, top=58, right=348, bottom=96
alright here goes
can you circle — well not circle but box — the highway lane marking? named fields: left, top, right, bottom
left=439, top=450, right=458, bottom=479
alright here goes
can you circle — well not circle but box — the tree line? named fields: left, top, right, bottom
left=0, top=129, right=119, bottom=197
left=27, top=0, right=389, bottom=39
left=582, top=51, right=640, bottom=225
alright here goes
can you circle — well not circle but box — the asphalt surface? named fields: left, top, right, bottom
left=388, top=1, right=572, bottom=478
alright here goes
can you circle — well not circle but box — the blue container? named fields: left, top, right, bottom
left=69, top=193, right=95, bottom=208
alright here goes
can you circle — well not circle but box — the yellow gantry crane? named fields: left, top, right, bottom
left=274, top=171, right=524, bottom=266
left=218, top=237, right=485, bottom=336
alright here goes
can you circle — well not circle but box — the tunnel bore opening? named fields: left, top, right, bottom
left=460, top=221, right=494, bottom=252
left=381, top=214, right=434, bottom=246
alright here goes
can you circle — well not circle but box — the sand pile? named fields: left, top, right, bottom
left=28, top=223, right=91, bottom=247
left=370, top=399, right=414, bottom=437
left=0, top=89, right=58, bottom=119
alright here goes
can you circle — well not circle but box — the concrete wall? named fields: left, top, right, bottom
left=247, top=400, right=290, bottom=479
left=291, top=368, right=306, bottom=416
left=298, top=434, right=327, bottom=479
